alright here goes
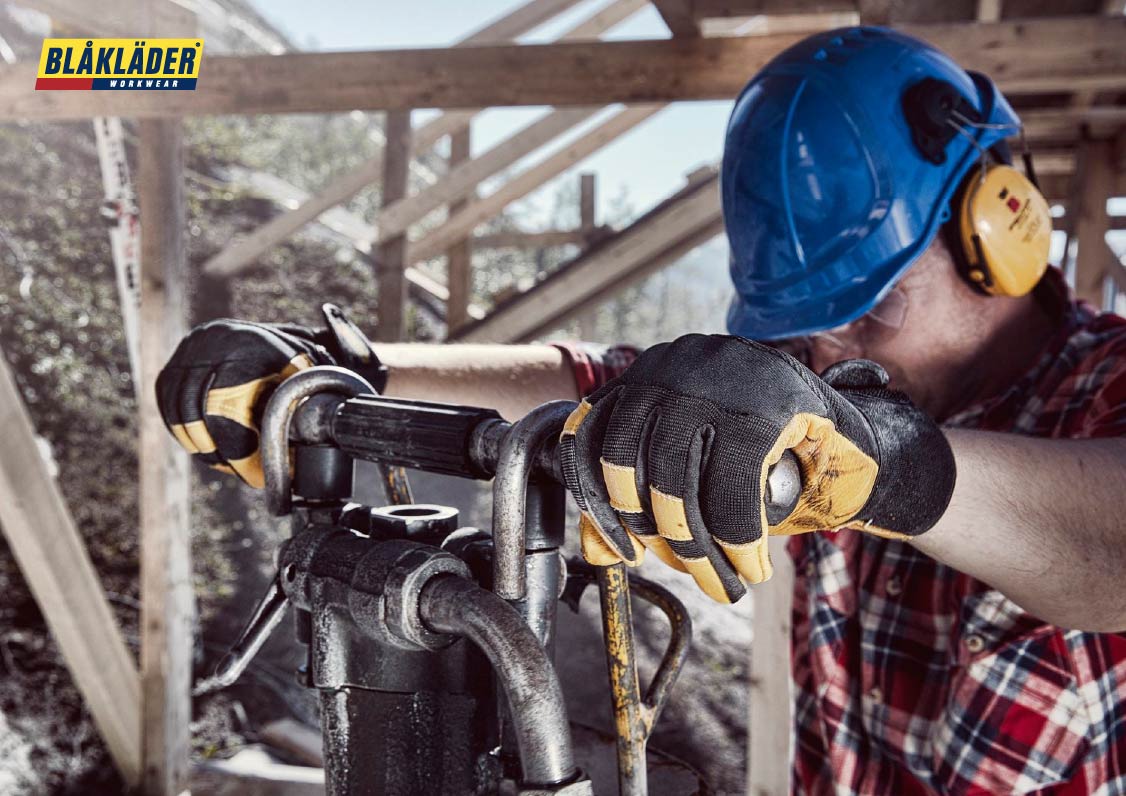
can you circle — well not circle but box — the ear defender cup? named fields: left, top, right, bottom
left=956, top=163, right=1052, bottom=297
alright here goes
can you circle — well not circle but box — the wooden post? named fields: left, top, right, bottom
left=376, top=110, right=413, bottom=342
left=580, top=172, right=596, bottom=236
left=747, top=538, right=794, bottom=796
left=446, top=128, right=473, bottom=337
left=1072, top=135, right=1115, bottom=305
left=138, top=117, right=193, bottom=796
left=0, top=345, right=142, bottom=786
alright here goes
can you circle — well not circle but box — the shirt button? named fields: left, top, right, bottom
left=885, top=576, right=902, bottom=596
left=804, top=561, right=816, bottom=578
left=964, top=634, right=986, bottom=654
left=867, top=687, right=883, bottom=704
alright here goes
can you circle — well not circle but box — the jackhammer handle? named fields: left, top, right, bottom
left=328, top=395, right=561, bottom=481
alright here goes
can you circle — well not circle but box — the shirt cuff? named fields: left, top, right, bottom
left=550, top=341, right=640, bottom=397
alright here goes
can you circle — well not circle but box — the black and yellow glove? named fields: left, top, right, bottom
left=559, top=334, right=955, bottom=603
left=155, top=304, right=386, bottom=488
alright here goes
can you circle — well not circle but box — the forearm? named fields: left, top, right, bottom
left=911, top=430, right=1126, bottom=631
left=373, top=343, right=579, bottom=420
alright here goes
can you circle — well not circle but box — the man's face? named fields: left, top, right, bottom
left=781, top=236, right=990, bottom=408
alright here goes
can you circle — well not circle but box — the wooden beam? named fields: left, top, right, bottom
left=651, top=0, right=702, bottom=36
left=580, top=173, right=596, bottom=232
left=1021, top=107, right=1126, bottom=147
left=408, top=105, right=662, bottom=266
left=702, top=10, right=858, bottom=36
left=0, top=346, right=141, bottom=786
left=858, top=0, right=892, bottom=24
left=4, top=18, right=1124, bottom=119
left=446, top=127, right=473, bottom=337
left=976, top=0, right=1002, bottom=22
left=199, top=0, right=646, bottom=280
left=376, top=111, right=412, bottom=342
left=1039, top=170, right=1126, bottom=204
left=453, top=171, right=721, bottom=342
left=694, top=0, right=855, bottom=16
left=474, top=229, right=594, bottom=248
left=748, top=538, right=794, bottom=796
left=1072, top=137, right=1117, bottom=304
left=138, top=115, right=193, bottom=796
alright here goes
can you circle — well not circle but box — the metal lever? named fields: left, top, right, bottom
left=194, top=575, right=288, bottom=695
left=564, top=561, right=693, bottom=796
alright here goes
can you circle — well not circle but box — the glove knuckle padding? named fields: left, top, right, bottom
left=157, top=318, right=330, bottom=488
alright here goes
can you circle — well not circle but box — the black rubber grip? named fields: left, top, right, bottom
left=330, top=395, right=504, bottom=479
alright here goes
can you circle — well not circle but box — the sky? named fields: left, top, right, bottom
left=248, top=0, right=734, bottom=226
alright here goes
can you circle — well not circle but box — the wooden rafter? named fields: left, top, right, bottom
left=2, top=17, right=1124, bottom=119
left=199, top=0, right=648, bottom=279
left=651, top=0, right=702, bottom=36
left=0, top=346, right=142, bottom=786
left=407, top=105, right=663, bottom=266
left=453, top=171, right=721, bottom=343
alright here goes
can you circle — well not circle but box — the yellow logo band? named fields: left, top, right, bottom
left=36, top=38, right=203, bottom=91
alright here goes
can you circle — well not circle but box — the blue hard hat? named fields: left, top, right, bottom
left=722, top=26, right=1021, bottom=340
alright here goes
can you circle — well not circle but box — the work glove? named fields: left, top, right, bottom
left=559, top=334, right=955, bottom=603
left=156, top=304, right=386, bottom=488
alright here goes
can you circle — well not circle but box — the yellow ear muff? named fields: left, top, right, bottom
left=957, top=164, right=1052, bottom=297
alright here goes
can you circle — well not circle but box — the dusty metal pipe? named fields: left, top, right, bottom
left=419, top=574, right=577, bottom=788
left=491, top=400, right=576, bottom=600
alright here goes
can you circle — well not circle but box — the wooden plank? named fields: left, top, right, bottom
left=651, top=0, right=702, bottom=36
left=1039, top=170, right=1126, bottom=204
left=747, top=537, right=795, bottom=796
left=1021, top=107, right=1126, bottom=147
left=138, top=116, right=193, bottom=796
left=474, top=229, right=593, bottom=248
left=0, top=345, right=141, bottom=786
left=408, top=106, right=662, bottom=266
left=1072, top=136, right=1116, bottom=305
left=446, top=127, right=473, bottom=336
left=4, top=17, right=1124, bottom=119
left=200, top=0, right=646, bottom=279
left=580, top=173, right=596, bottom=232
left=453, top=171, right=721, bottom=342
left=976, top=0, right=1002, bottom=22
left=375, top=111, right=412, bottom=342
left=858, top=0, right=892, bottom=24
left=694, top=0, right=858, bottom=16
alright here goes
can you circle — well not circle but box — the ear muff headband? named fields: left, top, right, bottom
left=957, top=163, right=1052, bottom=297
left=904, top=77, right=1052, bottom=298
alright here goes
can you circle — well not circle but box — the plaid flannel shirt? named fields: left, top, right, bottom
left=789, top=291, right=1126, bottom=795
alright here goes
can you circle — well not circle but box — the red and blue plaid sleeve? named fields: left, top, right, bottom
left=550, top=341, right=639, bottom=397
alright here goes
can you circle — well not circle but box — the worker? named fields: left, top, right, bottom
left=157, top=28, right=1126, bottom=794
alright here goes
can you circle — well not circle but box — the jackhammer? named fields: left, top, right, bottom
left=203, top=366, right=801, bottom=795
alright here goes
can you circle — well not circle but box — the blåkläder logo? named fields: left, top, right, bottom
left=36, top=38, right=204, bottom=91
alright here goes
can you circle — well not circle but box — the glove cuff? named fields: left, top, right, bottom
left=841, top=385, right=956, bottom=537
left=315, top=304, right=389, bottom=393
